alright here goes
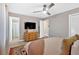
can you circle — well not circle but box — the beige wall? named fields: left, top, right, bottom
left=8, top=12, right=40, bottom=39
left=45, top=7, right=79, bottom=38
left=8, top=7, right=79, bottom=39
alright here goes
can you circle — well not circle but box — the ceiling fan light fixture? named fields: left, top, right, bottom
left=46, top=8, right=48, bottom=11
left=32, top=3, right=55, bottom=15
left=43, top=11, right=47, bottom=14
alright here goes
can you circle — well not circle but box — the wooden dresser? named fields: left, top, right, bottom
left=23, top=32, right=38, bottom=42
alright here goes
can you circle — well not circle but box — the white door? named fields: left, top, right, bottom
left=40, top=20, right=49, bottom=38
left=40, top=20, right=44, bottom=38
left=43, top=19, right=49, bottom=37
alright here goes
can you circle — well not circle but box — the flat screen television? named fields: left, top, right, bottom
left=24, top=22, right=36, bottom=29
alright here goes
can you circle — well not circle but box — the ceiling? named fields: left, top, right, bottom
left=7, top=3, right=79, bottom=18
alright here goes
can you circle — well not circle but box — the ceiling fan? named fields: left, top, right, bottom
left=32, top=3, right=55, bottom=15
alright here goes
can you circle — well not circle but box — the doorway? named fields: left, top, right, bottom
left=40, top=19, right=49, bottom=38
left=69, top=13, right=79, bottom=37
left=9, top=16, right=20, bottom=42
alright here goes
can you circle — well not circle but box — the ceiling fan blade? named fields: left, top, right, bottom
left=46, top=12, right=51, bottom=15
left=48, top=3, right=55, bottom=9
left=32, top=11, right=42, bottom=13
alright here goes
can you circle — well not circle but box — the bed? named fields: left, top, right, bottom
left=8, top=35, right=79, bottom=55
left=24, top=37, right=64, bottom=55
left=24, top=35, right=79, bottom=55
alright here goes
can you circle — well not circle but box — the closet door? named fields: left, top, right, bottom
left=69, top=14, right=79, bottom=37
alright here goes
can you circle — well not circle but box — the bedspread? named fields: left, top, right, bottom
left=24, top=37, right=64, bottom=55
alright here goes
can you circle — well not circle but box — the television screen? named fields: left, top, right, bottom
left=25, top=22, right=36, bottom=29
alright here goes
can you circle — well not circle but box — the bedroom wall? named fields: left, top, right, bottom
left=8, top=12, right=40, bottom=39
left=45, top=7, right=79, bottom=38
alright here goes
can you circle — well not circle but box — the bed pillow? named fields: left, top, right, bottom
left=61, top=35, right=78, bottom=55
left=71, top=40, right=79, bottom=55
